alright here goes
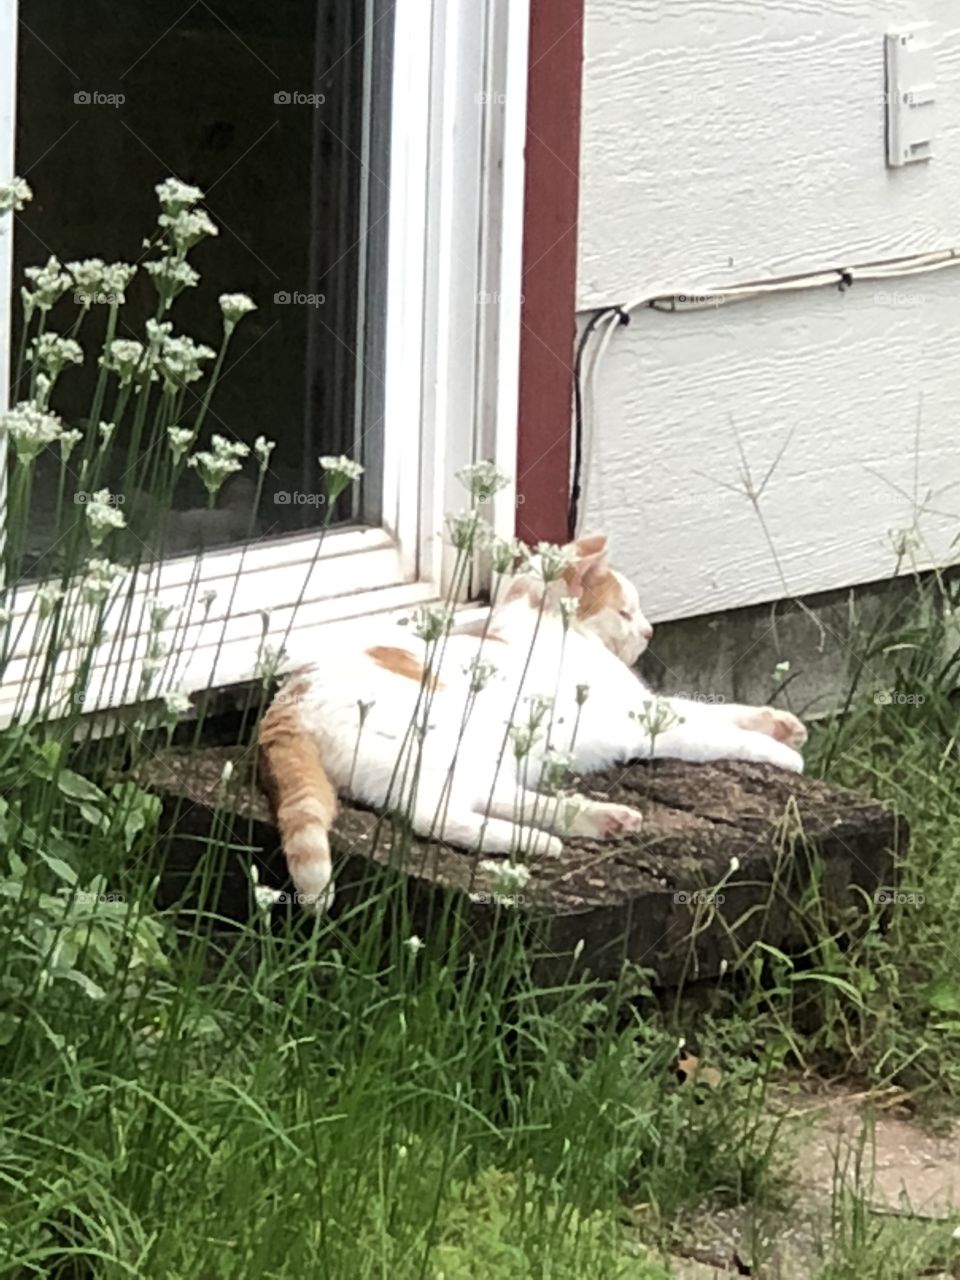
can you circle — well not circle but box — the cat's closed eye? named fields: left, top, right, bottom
left=619, top=609, right=633, bottom=621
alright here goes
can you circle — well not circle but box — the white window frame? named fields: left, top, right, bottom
left=0, top=0, right=529, bottom=720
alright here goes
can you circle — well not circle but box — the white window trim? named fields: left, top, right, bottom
left=0, top=0, right=529, bottom=722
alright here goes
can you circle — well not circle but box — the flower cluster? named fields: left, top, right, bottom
left=85, top=490, right=126, bottom=548
left=319, top=454, right=364, bottom=501
left=0, top=178, right=33, bottom=212
left=456, top=460, right=510, bottom=503
left=188, top=434, right=249, bottom=497
left=22, top=256, right=72, bottom=317
left=68, top=258, right=137, bottom=305
left=219, top=293, right=257, bottom=332
left=80, top=558, right=124, bottom=606
left=533, top=541, right=575, bottom=584
left=29, top=332, right=83, bottom=379
left=1, top=401, right=63, bottom=463
left=477, top=859, right=531, bottom=899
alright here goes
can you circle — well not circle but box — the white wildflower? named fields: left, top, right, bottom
left=253, top=435, right=275, bottom=468
left=22, top=256, right=71, bottom=314
left=98, top=421, right=116, bottom=449
left=509, top=724, right=538, bottom=759
left=541, top=748, right=573, bottom=793
left=33, top=372, right=52, bottom=408
left=80, top=557, right=124, bottom=606
left=161, top=689, right=192, bottom=719
left=145, top=256, right=199, bottom=300
left=319, top=454, right=364, bottom=500
left=219, top=759, right=234, bottom=783
left=488, top=535, right=527, bottom=577
left=248, top=863, right=283, bottom=913
left=533, top=541, right=575, bottom=583
left=575, top=683, right=590, bottom=706
left=58, top=428, right=83, bottom=462
left=446, top=509, right=488, bottom=553
left=411, top=604, right=453, bottom=644
left=774, top=660, right=791, bottom=675
left=148, top=598, right=178, bottom=630
left=729, top=856, right=740, bottom=873
left=100, top=339, right=146, bottom=385
left=456, top=460, right=511, bottom=503
left=0, top=178, right=32, bottom=212
left=188, top=433, right=249, bottom=497
left=200, top=589, right=217, bottom=615
left=156, top=333, right=216, bottom=389
left=85, top=489, right=126, bottom=547
left=631, top=696, right=681, bottom=739
left=524, top=693, right=553, bottom=729
left=144, top=318, right=173, bottom=355
left=478, top=859, right=531, bottom=900
left=253, top=643, right=285, bottom=683
left=29, top=332, right=83, bottom=378
left=36, top=582, right=64, bottom=619
left=219, top=293, right=257, bottom=330
left=559, top=596, right=578, bottom=630
left=464, top=656, right=497, bottom=694
left=1, top=401, right=63, bottom=463
left=403, top=935, right=424, bottom=956
left=158, top=206, right=218, bottom=252
left=155, top=177, right=205, bottom=212
left=167, top=426, right=195, bottom=462
left=68, top=259, right=136, bottom=305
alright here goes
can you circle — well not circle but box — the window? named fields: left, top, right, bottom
left=0, top=0, right=528, bottom=721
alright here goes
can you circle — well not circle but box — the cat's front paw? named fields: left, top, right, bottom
left=580, top=801, right=645, bottom=839
left=751, top=737, right=804, bottom=773
left=737, top=707, right=807, bottom=750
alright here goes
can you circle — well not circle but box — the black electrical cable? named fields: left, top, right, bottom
left=568, top=305, right=629, bottom=539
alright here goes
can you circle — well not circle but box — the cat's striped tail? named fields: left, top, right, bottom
left=258, top=699, right=338, bottom=913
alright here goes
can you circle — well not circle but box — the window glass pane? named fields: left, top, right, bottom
left=12, top=0, right=390, bottom=578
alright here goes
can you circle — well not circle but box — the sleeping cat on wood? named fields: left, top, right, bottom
left=258, top=535, right=806, bottom=911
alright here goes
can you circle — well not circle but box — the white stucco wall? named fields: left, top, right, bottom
left=579, top=0, right=960, bottom=620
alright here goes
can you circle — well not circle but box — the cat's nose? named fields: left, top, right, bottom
left=639, top=623, right=653, bottom=642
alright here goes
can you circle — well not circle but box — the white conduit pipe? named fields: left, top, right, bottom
left=573, top=246, right=960, bottom=536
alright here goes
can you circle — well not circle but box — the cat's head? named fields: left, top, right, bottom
left=504, top=534, right=653, bottom=665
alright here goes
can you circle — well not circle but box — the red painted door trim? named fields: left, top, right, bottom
left=515, top=0, right=585, bottom=546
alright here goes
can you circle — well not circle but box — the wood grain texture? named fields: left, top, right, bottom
left=580, top=271, right=960, bottom=619
left=578, top=0, right=960, bottom=306
left=139, top=744, right=901, bottom=987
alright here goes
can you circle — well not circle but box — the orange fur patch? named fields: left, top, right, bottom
left=575, top=568, right=625, bottom=620
left=366, top=645, right=446, bottom=690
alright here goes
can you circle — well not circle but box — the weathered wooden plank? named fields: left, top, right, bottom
left=137, top=746, right=904, bottom=987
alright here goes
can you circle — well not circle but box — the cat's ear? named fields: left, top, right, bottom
left=563, top=533, right=609, bottom=595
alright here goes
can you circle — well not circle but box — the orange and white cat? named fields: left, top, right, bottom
left=259, top=535, right=806, bottom=911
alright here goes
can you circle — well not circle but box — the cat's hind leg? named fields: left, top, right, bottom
left=407, top=782, right=562, bottom=858
left=486, top=785, right=644, bottom=840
